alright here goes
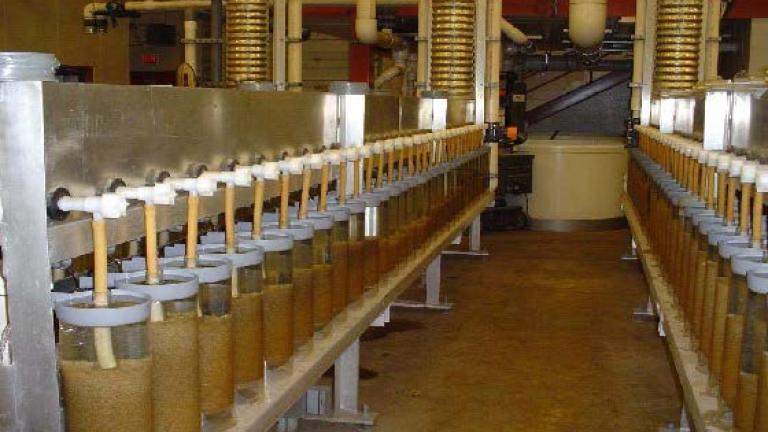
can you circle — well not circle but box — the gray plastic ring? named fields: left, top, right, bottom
left=708, top=228, right=740, bottom=246
left=55, top=289, right=151, bottom=327
left=718, top=237, right=754, bottom=259
left=747, top=265, right=768, bottom=294
left=731, top=251, right=766, bottom=276
left=198, top=243, right=264, bottom=268
left=698, top=218, right=726, bottom=235
left=360, top=192, right=381, bottom=207
left=242, top=230, right=294, bottom=251
left=161, top=256, right=232, bottom=283
left=117, top=269, right=199, bottom=302
left=262, top=222, right=314, bottom=240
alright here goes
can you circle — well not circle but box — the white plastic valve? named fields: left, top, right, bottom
left=716, top=153, right=732, bottom=172
left=307, top=153, right=324, bottom=169
left=203, top=168, right=252, bottom=187
left=167, top=176, right=217, bottom=197
left=706, top=151, right=721, bottom=167
left=58, top=193, right=129, bottom=219
left=371, top=141, right=384, bottom=155
left=116, top=183, right=176, bottom=206
left=729, top=157, right=746, bottom=178
left=279, top=157, right=304, bottom=175
left=757, top=167, right=768, bottom=193
left=697, top=149, right=709, bottom=164
left=359, top=145, right=372, bottom=158
left=404, top=136, right=415, bottom=148
left=393, top=137, right=404, bottom=150
left=344, top=147, right=360, bottom=161
left=324, top=149, right=342, bottom=166
left=742, top=161, right=758, bottom=184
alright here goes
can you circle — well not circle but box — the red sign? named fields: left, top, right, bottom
left=142, top=54, right=160, bottom=65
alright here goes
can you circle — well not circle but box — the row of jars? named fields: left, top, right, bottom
left=51, top=125, right=490, bottom=432
left=629, top=125, right=768, bottom=431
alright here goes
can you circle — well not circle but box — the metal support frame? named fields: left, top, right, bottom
left=392, top=254, right=453, bottom=310
left=473, top=0, right=487, bottom=125
left=273, top=0, right=287, bottom=89
left=639, top=0, right=657, bottom=125
left=442, top=215, right=489, bottom=256
left=0, top=82, right=62, bottom=431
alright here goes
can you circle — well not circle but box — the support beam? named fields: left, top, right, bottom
left=526, top=71, right=631, bottom=125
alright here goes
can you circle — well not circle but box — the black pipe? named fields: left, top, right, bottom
left=504, top=54, right=633, bottom=73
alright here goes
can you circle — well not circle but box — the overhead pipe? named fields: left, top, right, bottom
left=374, top=47, right=407, bottom=88
left=287, top=0, right=303, bottom=90
left=500, top=19, right=529, bottom=46
left=184, top=10, right=199, bottom=74
left=84, top=0, right=211, bottom=20
left=416, top=0, right=429, bottom=94
left=485, top=0, right=501, bottom=123
left=630, top=0, right=646, bottom=118
left=703, top=0, right=721, bottom=80
left=568, top=0, right=607, bottom=50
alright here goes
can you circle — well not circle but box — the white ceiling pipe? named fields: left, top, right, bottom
left=500, top=19, right=529, bottom=45
left=703, top=0, right=722, bottom=81
left=568, top=0, right=607, bottom=50
left=84, top=0, right=211, bottom=20
left=630, top=0, right=646, bottom=118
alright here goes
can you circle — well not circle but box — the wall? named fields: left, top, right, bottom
left=749, top=19, right=768, bottom=76
left=0, top=0, right=129, bottom=84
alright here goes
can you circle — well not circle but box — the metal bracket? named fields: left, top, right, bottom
left=392, top=255, right=453, bottom=311
left=633, top=296, right=657, bottom=321
left=442, top=216, right=489, bottom=256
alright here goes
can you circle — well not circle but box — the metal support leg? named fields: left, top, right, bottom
left=392, top=255, right=453, bottom=310
left=442, top=216, right=490, bottom=257
left=633, top=295, right=657, bottom=321
left=301, top=339, right=376, bottom=426
left=622, top=237, right=640, bottom=261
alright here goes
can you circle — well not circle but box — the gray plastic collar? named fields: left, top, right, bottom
left=161, top=255, right=232, bottom=283
left=198, top=243, right=264, bottom=268
left=731, top=251, right=766, bottom=276
left=708, top=227, right=741, bottom=246
left=117, top=269, right=199, bottom=302
left=240, top=230, right=294, bottom=251
left=360, top=192, right=381, bottom=206
left=55, top=289, right=151, bottom=327
left=262, top=222, right=314, bottom=240
left=698, top=218, right=726, bottom=235
left=747, top=265, right=768, bottom=294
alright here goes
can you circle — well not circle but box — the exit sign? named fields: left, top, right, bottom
left=142, top=54, right=160, bottom=65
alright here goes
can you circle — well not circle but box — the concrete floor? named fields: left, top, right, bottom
left=300, top=229, right=682, bottom=431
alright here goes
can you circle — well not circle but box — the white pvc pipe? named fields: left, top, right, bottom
left=287, top=0, right=303, bottom=90
left=630, top=0, right=646, bottom=117
left=184, top=10, right=198, bottom=74
left=704, top=0, right=721, bottom=80
left=355, top=0, right=378, bottom=44
left=416, top=0, right=429, bottom=93
left=84, top=0, right=211, bottom=19
left=485, top=0, right=501, bottom=123
left=500, top=19, right=528, bottom=45
left=568, top=0, right=607, bottom=50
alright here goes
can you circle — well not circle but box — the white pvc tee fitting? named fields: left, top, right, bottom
left=58, top=193, right=129, bottom=220
left=116, top=183, right=176, bottom=206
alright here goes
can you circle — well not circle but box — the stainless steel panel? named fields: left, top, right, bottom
left=731, top=82, right=768, bottom=157
left=659, top=96, right=676, bottom=133
left=0, top=365, right=16, bottom=430
left=364, top=94, right=400, bottom=138
left=672, top=92, right=696, bottom=138
left=0, top=82, right=63, bottom=432
left=447, top=97, right=473, bottom=127
left=702, top=85, right=730, bottom=151
left=42, top=83, right=339, bottom=195
left=473, top=0, right=486, bottom=124
left=400, top=96, right=431, bottom=131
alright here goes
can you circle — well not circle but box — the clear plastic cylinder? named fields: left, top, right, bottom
left=263, top=222, right=315, bottom=349
left=198, top=243, right=265, bottom=396
left=361, top=193, right=383, bottom=292
left=305, top=213, right=335, bottom=332
left=56, top=290, right=153, bottom=432
left=162, top=256, right=234, bottom=421
left=244, top=231, right=294, bottom=370
left=116, top=270, right=201, bottom=432
left=326, top=206, right=351, bottom=315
